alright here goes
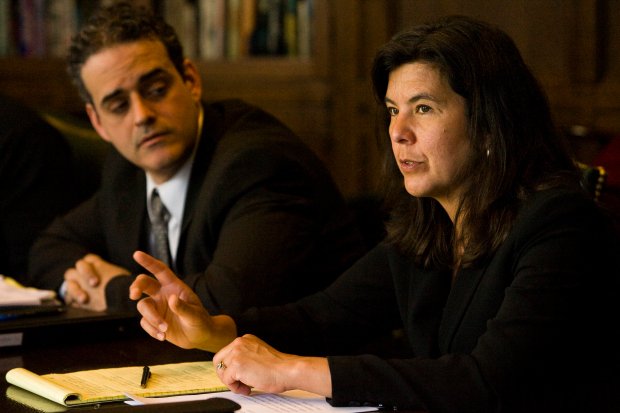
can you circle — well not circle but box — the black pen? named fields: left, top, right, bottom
left=140, top=366, right=151, bottom=388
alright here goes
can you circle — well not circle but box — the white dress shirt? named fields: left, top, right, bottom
left=145, top=106, right=204, bottom=266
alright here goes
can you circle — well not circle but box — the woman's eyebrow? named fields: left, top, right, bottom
left=384, top=93, right=440, bottom=105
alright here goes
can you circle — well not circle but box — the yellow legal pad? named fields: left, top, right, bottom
left=5, top=361, right=228, bottom=406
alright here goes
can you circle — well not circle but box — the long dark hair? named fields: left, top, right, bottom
left=371, top=15, right=578, bottom=269
left=67, top=2, right=185, bottom=104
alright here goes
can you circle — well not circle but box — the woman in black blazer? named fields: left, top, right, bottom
left=129, top=16, right=619, bottom=413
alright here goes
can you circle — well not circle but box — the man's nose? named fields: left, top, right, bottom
left=132, top=95, right=156, bottom=127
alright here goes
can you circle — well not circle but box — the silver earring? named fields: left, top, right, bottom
left=486, top=148, right=490, bottom=157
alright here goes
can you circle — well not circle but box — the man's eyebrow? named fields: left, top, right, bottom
left=100, top=89, right=125, bottom=108
left=138, top=67, right=169, bottom=84
left=100, top=68, right=169, bottom=107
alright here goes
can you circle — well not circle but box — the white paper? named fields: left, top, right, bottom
left=0, top=275, right=56, bottom=306
left=125, top=389, right=378, bottom=412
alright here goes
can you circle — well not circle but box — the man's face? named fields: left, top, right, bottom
left=82, top=40, right=202, bottom=184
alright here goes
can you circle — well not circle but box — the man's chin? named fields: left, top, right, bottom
left=143, top=160, right=183, bottom=182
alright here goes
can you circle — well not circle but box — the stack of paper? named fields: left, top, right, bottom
left=0, top=275, right=57, bottom=306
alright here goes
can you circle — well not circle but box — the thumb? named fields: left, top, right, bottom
left=83, top=253, right=102, bottom=263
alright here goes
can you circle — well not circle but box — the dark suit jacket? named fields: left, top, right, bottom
left=236, top=187, right=620, bottom=412
left=28, top=100, right=366, bottom=315
left=0, top=96, right=79, bottom=280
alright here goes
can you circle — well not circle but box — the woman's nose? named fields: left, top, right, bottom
left=389, top=115, right=414, bottom=144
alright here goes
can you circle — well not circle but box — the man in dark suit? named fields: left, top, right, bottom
left=0, top=94, right=79, bottom=282
left=27, top=2, right=366, bottom=315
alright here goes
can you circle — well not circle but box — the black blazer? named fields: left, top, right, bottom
left=28, top=100, right=366, bottom=315
left=0, top=95, right=79, bottom=280
left=236, top=187, right=620, bottom=412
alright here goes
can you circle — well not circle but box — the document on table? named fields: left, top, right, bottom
left=126, top=389, right=378, bottom=412
left=0, top=275, right=57, bottom=306
left=6, top=361, right=227, bottom=406
left=0, top=275, right=63, bottom=322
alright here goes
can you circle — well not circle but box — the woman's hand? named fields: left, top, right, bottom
left=213, top=334, right=332, bottom=397
left=129, top=251, right=236, bottom=352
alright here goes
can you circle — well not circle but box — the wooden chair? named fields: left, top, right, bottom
left=41, top=111, right=110, bottom=203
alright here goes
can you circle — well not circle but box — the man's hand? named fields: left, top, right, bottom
left=63, top=254, right=130, bottom=311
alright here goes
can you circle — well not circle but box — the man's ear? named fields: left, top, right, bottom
left=181, top=59, right=203, bottom=101
left=86, top=103, right=111, bottom=143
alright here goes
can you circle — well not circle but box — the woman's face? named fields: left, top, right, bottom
left=385, top=62, right=472, bottom=220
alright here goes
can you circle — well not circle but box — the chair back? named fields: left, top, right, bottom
left=577, top=162, right=607, bottom=202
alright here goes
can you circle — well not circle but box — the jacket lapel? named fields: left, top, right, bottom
left=109, top=165, right=147, bottom=268
left=182, top=104, right=220, bottom=233
left=438, top=266, right=487, bottom=352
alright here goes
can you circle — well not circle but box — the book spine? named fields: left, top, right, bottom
left=283, top=0, right=296, bottom=56
left=265, top=0, right=284, bottom=55
left=45, top=0, right=77, bottom=58
left=0, top=0, right=9, bottom=56
left=238, top=0, right=256, bottom=57
left=163, top=0, right=199, bottom=58
left=198, top=0, right=226, bottom=60
left=17, top=0, right=45, bottom=57
left=296, top=0, right=311, bottom=58
left=226, top=0, right=241, bottom=59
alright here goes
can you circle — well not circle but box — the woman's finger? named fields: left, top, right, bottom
left=140, top=316, right=165, bottom=341
left=133, top=251, right=179, bottom=285
left=129, top=274, right=162, bottom=300
left=228, top=381, right=252, bottom=395
left=136, top=297, right=168, bottom=332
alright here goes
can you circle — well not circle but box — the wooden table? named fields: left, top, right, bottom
left=1, top=308, right=397, bottom=413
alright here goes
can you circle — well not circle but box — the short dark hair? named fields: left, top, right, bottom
left=67, top=1, right=185, bottom=104
left=371, top=15, right=578, bottom=268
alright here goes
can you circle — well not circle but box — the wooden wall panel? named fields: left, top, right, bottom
left=327, top=0, right=392, bottom=195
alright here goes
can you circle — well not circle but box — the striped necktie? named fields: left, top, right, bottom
left=150, top=189, right=172, bottom=267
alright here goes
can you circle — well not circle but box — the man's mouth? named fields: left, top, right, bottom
left=138, top=132, right=166, bottom=147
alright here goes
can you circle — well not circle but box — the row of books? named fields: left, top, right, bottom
left=166, top=0, right=314, bottom=59
left=0, top=0, right=313, bottom=59
left=0, top=0, right=81, bottom=58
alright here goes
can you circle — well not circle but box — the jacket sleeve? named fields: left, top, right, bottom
left=27, top=194, right=109, bottom=292
left=0, top=114, right=79, bottom=280
left=180, top=134, right=366, bottom=317
left=234, top=244, right=402, bottom=355
left=28, top=147, right=146, bottom=308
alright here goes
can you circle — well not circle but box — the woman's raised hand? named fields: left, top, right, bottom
left=129, top=251, right=235, bottom=352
